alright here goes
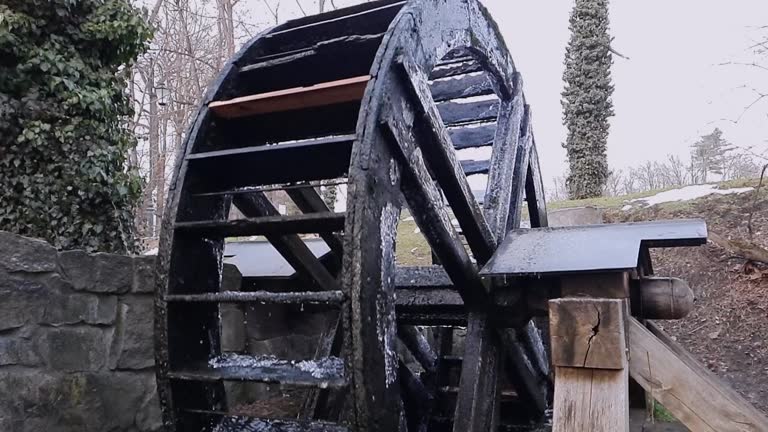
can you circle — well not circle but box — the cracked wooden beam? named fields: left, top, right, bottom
left=550, top=273, right=631, bottom=432
left=549, top=298, right=627, bottom=370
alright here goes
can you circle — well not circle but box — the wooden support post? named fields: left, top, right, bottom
left=628, top=319, right=768, bottom=431
left=453, top=312, right=501, bottom=432
left=550, top=273, right=631, bottom=432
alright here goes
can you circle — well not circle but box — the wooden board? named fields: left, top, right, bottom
left=209, top=75, right=370, bottom=118
left=561, top=272, right=630, bottom=298
left=552, top=366, right=630, bottom=432
left=549, top=298, right=627, bottom=370
left=628, top=318, right=768, bottom=432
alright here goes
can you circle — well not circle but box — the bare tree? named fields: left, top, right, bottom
left=661, top=154, right=688, bottom=187
left=631, top=161, right=664, bottom=191
left=216, top=0, right=237, bottom=63
left=722, top=151, right=762, bottom=181
left=603, top=169, right=624, bottom=197
left=548, top=176, right=569, bottom=202
left=129, top=0, right=370, bottom=247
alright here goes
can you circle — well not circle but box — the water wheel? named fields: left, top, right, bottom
left=155, top=0, right=551, bottom=431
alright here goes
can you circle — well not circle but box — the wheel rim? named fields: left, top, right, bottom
left=155, top=1, right=551, bottom=431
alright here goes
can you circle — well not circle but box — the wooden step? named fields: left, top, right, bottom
left=449, top=122, right=496, bottom=149
left=440, top=355, right=463, bottom=366
left=186, top=135, right=354, bottom=192
left=169, top=354, right=347, bottom=389
left=438, top=386, right=518, bottom=400
left=165, top=290, right=345, bottom=305
left=428, top=416, right=547, bottom=432
left=460, top=160, right=490, bottom=176
left=243, top=33, right=383, bottom=73
left=214, top=415, right=349, bottom=432
left=209, top=76, right=370, bottom=119
left=257, top=0, right=404, bottom=54
left=175, top=212, right=345, bottom=237
left=438, top=99, right=499, bottom=125
left=430, top=58, right=483, bottom=80
left=430, top=73, right=495, bottom=102
left=396, top=266, right=453, bottom=289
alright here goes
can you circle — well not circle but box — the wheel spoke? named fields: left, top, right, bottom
left=483, top=73, right=525, bottom=242
left=505, top=105, right=534, bottom=233
left=233, top=193, right=340, bottom=292
left=380, top=117, right=489, bottom=307
left=525, top=143, right=549, bottom=228
left=396, top=55, right=497, bottom=264
left=453, top=313, right=501, bottom=432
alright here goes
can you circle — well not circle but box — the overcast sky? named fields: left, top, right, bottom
left=482, top=0, right=768, bottom=182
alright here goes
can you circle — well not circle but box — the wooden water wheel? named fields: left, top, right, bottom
left=155, top=0, right=552, bottom=430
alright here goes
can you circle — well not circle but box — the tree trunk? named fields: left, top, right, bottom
left=216, top=0, right=236, bottom=66
left=147, top=63, right=160, bottom=237
left=709, top=232, right=768, bottom=265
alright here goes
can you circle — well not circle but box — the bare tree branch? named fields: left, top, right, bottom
left=718, top=61, right=768, bottom=73
left=261, top=0, right=279, bottom=24
left=294, top=0, right=307, bottom=16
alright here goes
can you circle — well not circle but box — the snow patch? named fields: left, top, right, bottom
left=209, top=353, right=344, bottom=380
left=625, top=184, right=753, bottom=209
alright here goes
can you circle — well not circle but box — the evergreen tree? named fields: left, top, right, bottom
left=690, top=128, right=732, bottom=183
left=561, top=0, right=615, bottom=199
left=0, top=1, right=151, bottom=252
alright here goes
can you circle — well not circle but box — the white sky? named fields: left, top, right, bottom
left=482, top=0, right=768, bottom=182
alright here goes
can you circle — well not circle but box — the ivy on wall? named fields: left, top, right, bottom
left=0, top=0, right=152, bottom=252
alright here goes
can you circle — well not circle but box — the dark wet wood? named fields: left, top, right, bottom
left=453, top=313, right=500, bottom=432
left=398, top=325, right=438, bottom=374
left=168, top=357, right=347, bottom=389
left=381, top=117, right=489, bottom=307
left=174, top=212, right=345, bottom=238
left=210, top=102, right=361, bottom=151
left=247, top=1, right=405, bottom=61
left=233, top=194, right=340, bottom=292
left=525, top=144, right=548, bottom=228
left=187, top=135, right=355, bottom=193
left=438, top=99, right=499, bottom=125
left=241, top=33, right=384, bottom=74
left=499, top=330, right=549, bottom=415
left=430, top=59, right=483, bottom=80
left=286, top=187, right=345, bottom=256
left=396, top=266, right=453, bottom=289
left=431, top=73, right=495, bottom=102
left=397, top=55, right=496, bottom=264
left=449, top=123, right=497, bottom=149
left=505, top=105, right=533, bottom=232
left=164, top=290, right=345, bottom=305
left=400, top=361, right=434, bottom=432
left=461, top=160, right=490, bottom=176
left=214, top=416, right=350, bottom=432
left=483, top=74, right=524, bottom=241
left=157, top=0, right=557, bottom=430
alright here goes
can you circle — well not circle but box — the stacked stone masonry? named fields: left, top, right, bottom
left=0, top=231, right=161, bottom=432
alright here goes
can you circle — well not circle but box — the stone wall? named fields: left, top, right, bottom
left=0, top=231, right=160, bottom=432
left=547, top=206, right=604, bottom=227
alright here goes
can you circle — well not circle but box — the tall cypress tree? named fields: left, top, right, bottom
left=562, top=0, right=615, bottom=199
